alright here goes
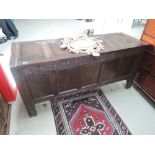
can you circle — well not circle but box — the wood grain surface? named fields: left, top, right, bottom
left=10, top=33, right=150, bottom=116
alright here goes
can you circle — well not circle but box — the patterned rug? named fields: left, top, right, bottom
left=50, top=89, right=131, bottom=135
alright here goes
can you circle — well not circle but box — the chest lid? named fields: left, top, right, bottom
left=10, top=33, right=148, bottom=68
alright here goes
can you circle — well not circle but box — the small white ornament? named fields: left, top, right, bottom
left=92, top=52, right=100, bottom=56
left=60, top=44, right=67, bottom=49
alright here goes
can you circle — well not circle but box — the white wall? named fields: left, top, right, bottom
left=93, top=19, right=134, bottom=34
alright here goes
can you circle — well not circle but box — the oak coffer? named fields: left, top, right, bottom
left=10, top=33, right=150, bottom=116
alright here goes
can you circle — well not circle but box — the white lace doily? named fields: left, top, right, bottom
left=60, top=36, right=104, bottom=56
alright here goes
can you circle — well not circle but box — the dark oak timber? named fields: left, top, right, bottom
left=0, top=94, right=11, bottom=134
left=10, top=33, right=150, bottom=116
left=134, top=20, right=155, bottom=103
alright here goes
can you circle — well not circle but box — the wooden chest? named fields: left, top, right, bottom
left=10, top=33, right=149, bottom=116
left=134, top=20, right=155, bottom=102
